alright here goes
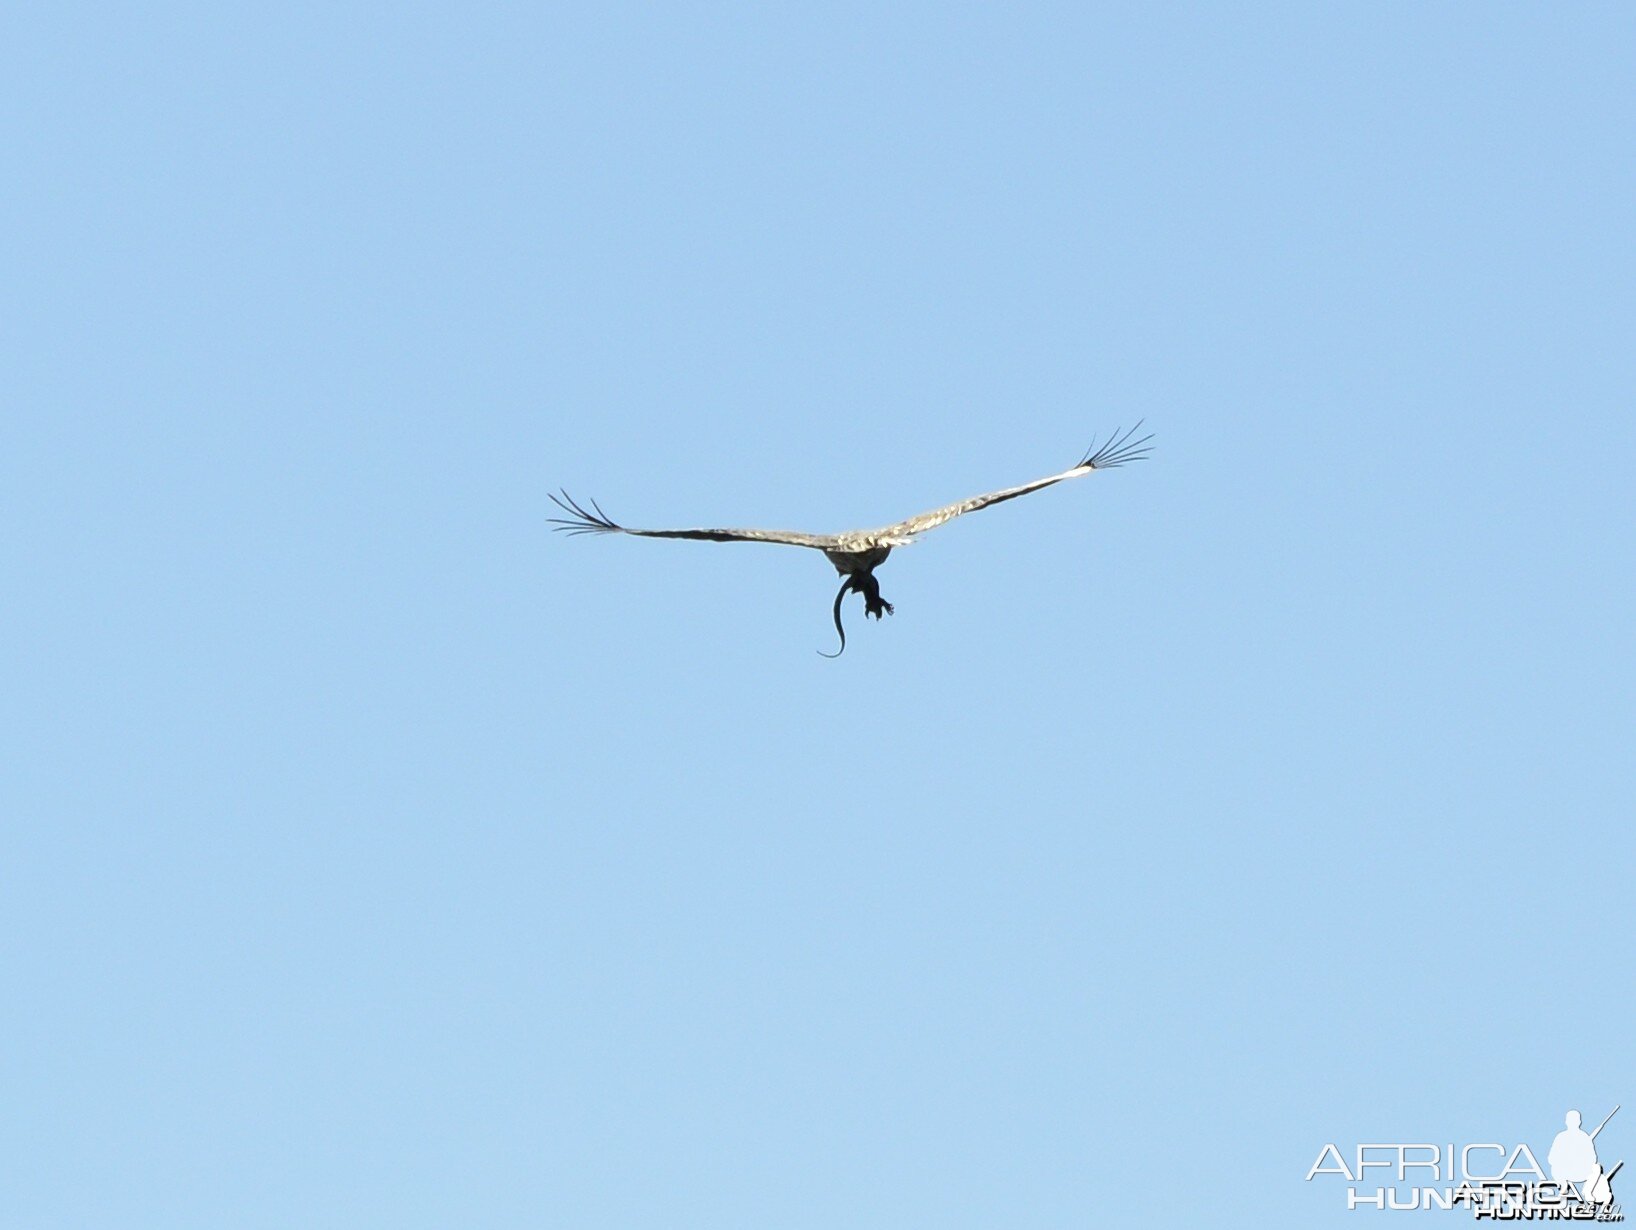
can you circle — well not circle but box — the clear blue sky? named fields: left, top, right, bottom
left=4, top=4, right=1632, bottom=1226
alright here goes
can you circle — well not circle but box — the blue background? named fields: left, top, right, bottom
left=5, top=4, right=1632, bottom=1225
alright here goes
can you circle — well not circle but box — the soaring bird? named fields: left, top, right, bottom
left=551, top=424, right=1152, bottom=656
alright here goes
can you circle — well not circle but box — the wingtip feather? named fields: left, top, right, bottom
left=549, top=490, right=623, bottom=535
left=1080, top=421, right=1154, bottom=470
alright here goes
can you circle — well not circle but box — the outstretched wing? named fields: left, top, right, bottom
left=549, top=491, right=840, bottom=551
left=872, top=423, right=1152, bottom=541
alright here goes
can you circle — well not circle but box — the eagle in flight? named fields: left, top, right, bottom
left=551, top=424, right=1152, bottom=656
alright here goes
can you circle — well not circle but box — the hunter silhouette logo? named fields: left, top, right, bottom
left=1546, top=1109, right=1621, bottom=1214
left=1306, top=1105, right=1623, bottom=1219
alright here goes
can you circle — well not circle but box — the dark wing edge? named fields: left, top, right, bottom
left=1078, top=421, right=1154, bottom=471
left=549, top=490, right=838, bottom=549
